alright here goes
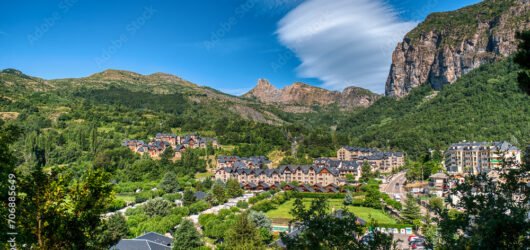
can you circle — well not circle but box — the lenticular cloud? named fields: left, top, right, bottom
left=276, top=0, right=417, bottom=93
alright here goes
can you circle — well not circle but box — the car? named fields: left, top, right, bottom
left=394, top=194, right=401, bottom=202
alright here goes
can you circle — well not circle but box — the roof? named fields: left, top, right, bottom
left=430, top=172, right=448, bottom=179
left=112, top=239, right=171, bottom=250
left=111, top=232, right=172, bottom=250
left=447, top=141, right=520, bottom=152
left=194, top=191, right=208, bottom=200
left=136, top=232, right=173, bottom=246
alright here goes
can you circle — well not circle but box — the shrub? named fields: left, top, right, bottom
left=162, top=192, right=182, bottom=202
left=189, top=200, right=210, bottom=214
left=143, top=198, right=174, bottom=217
left=107, top=199, right=127, bottom=212
left=236, top=201, right=249, bottom=209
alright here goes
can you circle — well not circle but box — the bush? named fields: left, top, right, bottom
left=135, top=191, right=153, bottom=203
left=162, top=192, right=183, bottom=202
left=189, top=200, right=210, bottom=214
left=251, top=200, right=276, bottom=212
left=296, top=192, right=346, bottom=199
left=143, top=198, right=174, bottom=217
left=107, top=199, right=127, bottom=212
left=236, top=201, right=249, bottom=209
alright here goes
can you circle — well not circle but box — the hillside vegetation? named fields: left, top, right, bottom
left=338, top=59, right=530, bottom=157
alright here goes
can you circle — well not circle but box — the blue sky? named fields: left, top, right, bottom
left=0, top=0, right=480, bottom=95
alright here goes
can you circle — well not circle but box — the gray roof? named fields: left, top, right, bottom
left=136, top=232, right=173, bottom=246
left=111, top=232, right=172, bottom=250
left=448, top=141, right=519, bottom=152
left=194, top=191, right=208, bottom=200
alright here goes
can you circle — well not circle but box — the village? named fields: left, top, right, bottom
left=123, top=133, right=522, bottom=199
left=118, top=133, right=525, bottom=249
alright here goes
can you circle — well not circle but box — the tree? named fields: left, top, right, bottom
left=343, top=191, right=353, bottom=205
left=224, top=212, right=264, bottom=250
left=173, top=219, right=203, bottom=250
left=428, top=197, right=444, bottom=212
left=93, top=214, right=129, bottom=248
left=159, top=171, right=180, bottom=193
left=0, top=123, right=21, bottom=246
left=211, top=182, right=227, bottom=205
left=248, top=210, right=272, bottom=230
left=143, top=198, right=174, bottom=217
left=18, top=145, right=114, bottom=249
left=437, top=156, right=530, bottom=249
left=360, top=161, right=373, bottom=182
left=515, top=30, right=530, bottom=94
left=183, top=189, right=196, bottom=206
left=281, top=197, right=395, bottom=249
left=402, top=194, right=421, bottom=224
left=226, top=178, right=243, bottom=198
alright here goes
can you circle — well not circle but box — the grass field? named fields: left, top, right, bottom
left=195, top=172, right=214, bottom=179
left=265, top=198, right=397, bottom=225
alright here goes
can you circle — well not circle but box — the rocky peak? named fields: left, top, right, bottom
left=385, top=0, right=530, bottom=97
left=244, top=79, right=380, bottom=109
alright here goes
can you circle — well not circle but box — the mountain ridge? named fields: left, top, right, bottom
left=244, top=79, right=380, bottom=109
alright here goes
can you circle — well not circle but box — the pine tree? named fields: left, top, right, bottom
left=224, top=212, right=264, bottom=250
left=183, top=189, right=196, bottom=206
left=159, top=171, right=180, bottom=193
left=343, top=191, right=353, bottom=205
left=173, top=219, right=203, bottom=250
left=211, top=182, right=226, bottom=204
left=402, top=194, right=421, bottom=224
left=226, top=178, right=243, bottom=198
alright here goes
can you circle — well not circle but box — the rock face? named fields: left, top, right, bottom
left=386, top=0, right=530, bottom=97
left=244, top=79, right=380, bottom=108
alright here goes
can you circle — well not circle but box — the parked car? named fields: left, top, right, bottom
left=394, top=194, right=401, bottom=202
left=409, top=237, right=432, bottom=250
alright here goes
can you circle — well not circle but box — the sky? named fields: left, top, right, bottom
left=0, top=0, right=481, bottom=95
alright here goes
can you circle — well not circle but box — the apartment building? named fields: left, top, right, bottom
left=215, top=164, right=361, bottom=186
left=445, top=141, right=521, bottom=175
left=336, top=146, right=405, bottom=173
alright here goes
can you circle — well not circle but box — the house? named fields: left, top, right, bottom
left=429, top=172, right=448, bottom=197
left=123, top=133, right=220, bottom=161
left=112, top=232, right=173, bottom=250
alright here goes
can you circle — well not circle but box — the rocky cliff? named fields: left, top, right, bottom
left=386, top=0, right=530, bottom=97
left=244, top=79, right=379, bottom=109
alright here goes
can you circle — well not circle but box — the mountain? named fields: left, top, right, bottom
left=243, top=79, right=380, bottom=110
left=386, top=0, right=530, bottom=97
left=0, top=69, right=287, bottom=125
left=340, top=58, right=530, bottom=157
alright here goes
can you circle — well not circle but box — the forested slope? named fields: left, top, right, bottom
left=339, top=59, right=530, bottom=157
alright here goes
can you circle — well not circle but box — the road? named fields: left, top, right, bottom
left=382, top=171, right=407, bottom=197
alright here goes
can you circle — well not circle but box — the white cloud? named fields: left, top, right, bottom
left=276, top=0, right=417, bottom=93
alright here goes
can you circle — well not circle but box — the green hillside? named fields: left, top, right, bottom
left=337, top=59, right=530, bottom=157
